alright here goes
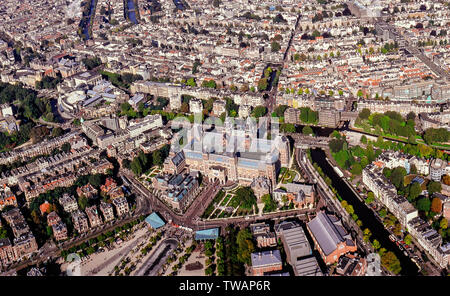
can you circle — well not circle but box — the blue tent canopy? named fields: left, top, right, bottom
left=195, top=228, right=219, bottom=240
left=145, top=212, right=166, bottom=229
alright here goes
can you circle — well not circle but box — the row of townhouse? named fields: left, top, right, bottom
left=21, top=158, right=113, bottom=203
left=0, top=131, right=86, bottom=166
left=362, top=163, right=419, bottom=229
left=356, top=99, right=441, bottom=116
left=362, top=159, right=450, bottom=268
left=408, top=217, right=450, bottom=269
left=0, top=146, right=94, bottom=185
left=130, top=80, right=265, bottom=110
left=419, top=112, right=450, bottom=131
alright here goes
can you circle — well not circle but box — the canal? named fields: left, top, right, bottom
left=80, top=0, right=97, bottom=40
left=127, top=0, right=138, bottom=24
left=310, top=148, right=419, bottom=275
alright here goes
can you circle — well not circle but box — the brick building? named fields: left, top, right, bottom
left=307, top=211, right=357, bottom=265
left=251, top=250, right=283, bottom=276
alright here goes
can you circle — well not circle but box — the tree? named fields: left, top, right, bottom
left=205, top=265, right=214, bottom=276
left=201, top=79, right=217, bottom=89
left=257, top=78, right=268, bottom=91
left=89, top=174, right=102, bottom=187
left=372, top=239, right=381, bottom=250
left=152, top=150, right=163, bottom=167
left=351, top=163, right=362, bottom=175
left=417, top=197, right=431, bottom=212
left=186, top=78, right=197, bottom=87
left=52, top=127, right=64, bottom=138
left=131, top=158, right=143, bottom=176
left=410, top=164, right=417, bottom=175
left=431, top=197, right=442, bottom=214
left=363, top=228, right=372, bottom=242
left=302, top=126, right=313, bottom=135
left=82, top=56, right=102, bottom=70
left=78, top=196, right=88, bottom=210
left=122, top=159, right=131, bottom=169
left=360, top=135, right=367, bottom=144
left=404, top=234, right=413, bottom=245
left=271, top=41, right=281, bottom=52
left=359, top=108, right=371, bottom=120
left=234, top=187, right=257, bottom=210
left=409, top=182, right=422, bottom=202
left=366, top=191, right=375, bottom=204
left=423, top=128, right=450, bottom=144
left=307, top=110, right=318, bottom=123
left=281, top=123, right=296, bottom=133
left=390, top=167, right=406, bottom=189
left=427, top=181, right=441, bottom=196
left=0, top=227, right=8, bottom=239
left=440, top=218, right=448, bottom=230
left=274, top=105, right=289, bottom=118
left=406, top=112, right=416, bottom=121
left=236, top=228, right=255, bottom=265
left=46, top=225, right=53, bottom=237
left=381, top=251, right=401, bottom=275
left=329, top=138, right=345, bottom=153
left=61, top=142, right=71, bottom=153
left=251, top=106, right=267, bottom=118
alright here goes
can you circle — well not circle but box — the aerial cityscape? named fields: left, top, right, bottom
left=0, top=0, right=450, bottom=279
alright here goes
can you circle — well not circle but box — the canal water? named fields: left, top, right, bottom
left=173, top=0, right=185, bottom=10
left=81, top=0, right=96, bottom=40
left=310, top=148, right=419, bottom=275
left=127, top=0, right=138, bottom=24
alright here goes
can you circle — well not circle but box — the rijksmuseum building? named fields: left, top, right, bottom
left=163, top=123, right=290, bottom=188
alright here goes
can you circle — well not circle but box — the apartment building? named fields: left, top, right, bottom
left=77, top=184, right=98, bottom=200
left=430, top=158, right=447, bottom=182
left=189, top=98, right=203, bottom=114
left=59, top=193, right=79, bottom=213
left=47, top=212, right=68, bottom=242
left=318, top=108, right=341, bottom=128
left=212, top=100, right=226, bottom=116
left=85, top=206, right=103, bottom=228
left=0, top=238, right=16, bottom=269
left=0, top=186, right=17, bottom=211
left=72, top=210, right=89, bottom=234
left=284, top=107, right=301, bottom=124
left=112, top=197, right=130, bottom=217
left=408, top=217, right=450, bottom=269
left=357, top=100, right=439, bottom=116
left=336, top=254, right=367, bottom=276
left=100, top=177, right=118, bottom=195
left=2, top=208, right=31, bottom=238
left=100, top=201, right=115, bottom=222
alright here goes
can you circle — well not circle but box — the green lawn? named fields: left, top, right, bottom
left=220, top=194, right=232, bottom=206
left=282, top=170, right=296, bottom=184
left=228, top=196, right=241, bottom=208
